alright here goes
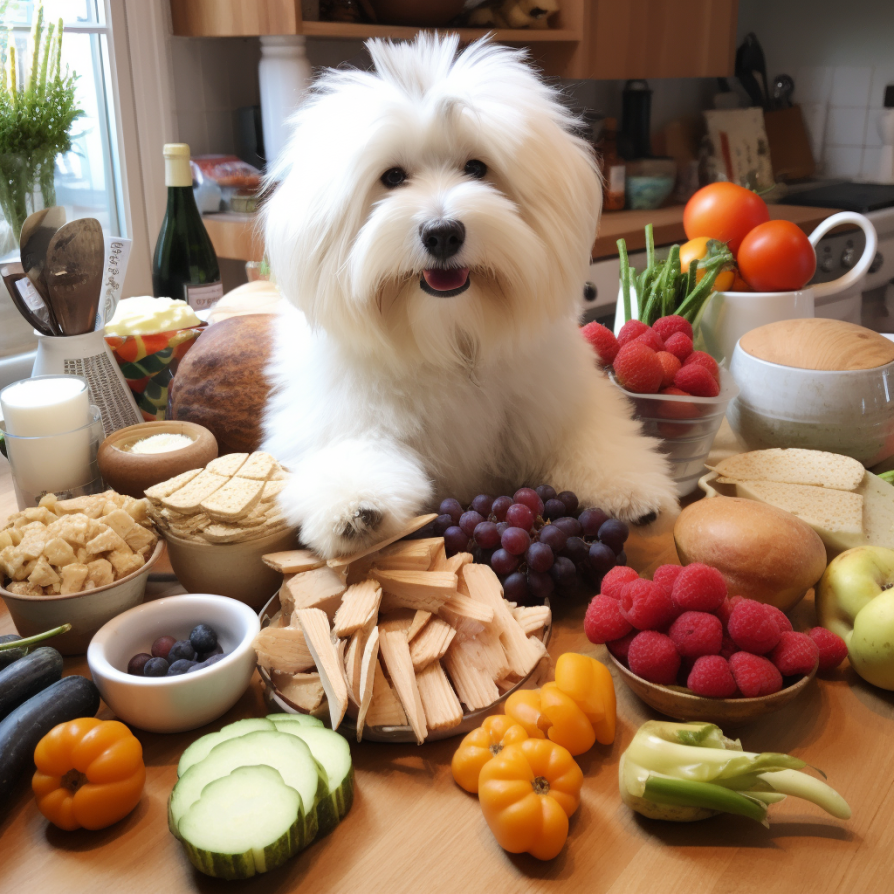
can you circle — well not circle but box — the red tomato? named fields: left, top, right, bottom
left=736, top=220, right=817, bottom=292
left=683, top=183, right=770, bottom=254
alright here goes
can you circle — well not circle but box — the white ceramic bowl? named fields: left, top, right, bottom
left=87, top=593, right=260, bottom=733
left=728, top=344, right=894, bottom=466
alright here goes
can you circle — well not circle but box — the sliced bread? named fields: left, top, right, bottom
left=712, top=448, right=865, bottom=491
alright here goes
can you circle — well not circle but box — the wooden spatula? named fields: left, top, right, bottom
left=44, top=218, right=105, bottom=335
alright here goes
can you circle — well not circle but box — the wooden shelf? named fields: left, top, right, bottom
left=299, top=22, right=580, bottom=42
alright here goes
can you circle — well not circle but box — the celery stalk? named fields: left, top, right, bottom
left=618, top=238, right=632, bottom=322
left=643, top=777, right=769, bottom=826
left=758, top=769, right=852, bottom=820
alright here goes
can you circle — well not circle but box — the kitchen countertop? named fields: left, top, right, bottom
left=1, top=423, right=892, bottom=893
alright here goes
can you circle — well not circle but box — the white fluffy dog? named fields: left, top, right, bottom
left=262, top=34, right=676, bottom=559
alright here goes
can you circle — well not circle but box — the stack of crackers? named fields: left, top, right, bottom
left=0, top=491, right=158, bottom=596
left=146, top=451, right=291, bottom=544
left=253, top=515, right=551, bottom=745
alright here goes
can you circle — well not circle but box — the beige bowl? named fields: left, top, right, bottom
left=165, top=526, right=298, bottom=610
left=97, top=420, right=218, bottom=499
left=608, top=653, right=816, bottom=727
left=0, top=540, right=164, bottom=655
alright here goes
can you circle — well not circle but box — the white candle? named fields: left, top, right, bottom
left=0, top=376, right=93, bottom=498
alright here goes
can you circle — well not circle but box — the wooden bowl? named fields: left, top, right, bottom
left=608, top=653, right=816, bottom=727
left=97, top=421, right=218, bottom=498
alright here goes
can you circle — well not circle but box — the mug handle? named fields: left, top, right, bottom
left=808, top=211, right=878, bottom=300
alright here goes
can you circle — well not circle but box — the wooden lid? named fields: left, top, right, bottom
left=739, top=319, right=894, bottom=371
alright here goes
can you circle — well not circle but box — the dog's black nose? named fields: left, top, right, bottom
left=420, top=220, right=465, bottom=261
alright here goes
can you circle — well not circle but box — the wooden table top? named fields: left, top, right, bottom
left=2, top=424, right=893, bottom=893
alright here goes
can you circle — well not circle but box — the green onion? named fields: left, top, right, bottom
left=618, top=238, right=632, bottom=323
left=0, top=624, right=71, bottom=652
left=643, top=777, right=769, bottom=826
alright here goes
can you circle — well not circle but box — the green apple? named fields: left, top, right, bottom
left=817, top=546, right=894, bottom=690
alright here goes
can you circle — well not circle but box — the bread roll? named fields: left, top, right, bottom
left=674, top=496, right=827, bottom=612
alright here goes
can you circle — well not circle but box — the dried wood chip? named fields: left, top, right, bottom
left=294, top=608, right=348, bottom=731
left=406, top=610, right=431, bottom=642
left=271, top=671, right=326, bottom=712
left=332, top=579, right=382, bottom=638
left=442, top=638, right=500, bottom=711
left=253, top=627, right=315, bottom=673
left=429, top=539, right=447, bottom=570
left=343, top=618, right=375, bottom=704
left=438, top=592, right=494, bottom=623
left=435, top=551, right=474, bottom=574
left=345, top=554, right=377, bottom=586
left=378, top=627, right=427, bottom=745
left=262, top=548, right=326, bottom=574
left=415, top=660, right=463, bottom=733
left=366, top=658, right=408, bottom=728
left=283, top=565, right=347, bottom=622
left=373, top=539, right=439, bottom=571
left=439, top=611, right=486, bottom=640
left=513, top=605, right=552, bottom=636
left=327, top=514, right=439, bottom=568
left=409, top=617, right=456, bottom=672
left=355, top=627, right=380, bottom=742
left=373, top=569, right=458, bottom=613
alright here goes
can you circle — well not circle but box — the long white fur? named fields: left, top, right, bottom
left=263, top=34, right=677, bottom=558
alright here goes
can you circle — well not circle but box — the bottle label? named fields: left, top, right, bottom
left=608, top=165, right=626, bottom=193
left=185, top=281, right=224, bottom=311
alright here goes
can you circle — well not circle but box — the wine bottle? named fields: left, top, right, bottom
left=152, top=143, right=223, bottom=310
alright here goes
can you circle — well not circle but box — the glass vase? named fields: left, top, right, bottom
left=0, top=150, right=56, bottom=245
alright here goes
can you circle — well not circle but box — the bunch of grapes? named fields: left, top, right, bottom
left=413, top=486, right=629, bottom=606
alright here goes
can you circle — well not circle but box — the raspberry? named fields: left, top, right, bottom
left=581, top=321, right=619, bottom=366
left=652, top=564, right=684, bottom=595
left=628, top=631, right=681, bottom=685
left=656, top=351, right=682, bottom=389
left=621, top=578, right=677, bottom=630
left=674, top=364, right=721, bottom=398
left=600, top=565, right=639, bottom=600
left=770, top=631, right=819, bottom=676
left=719, top=632, right=738, bottom=659
left=584, top=595, right=633, bottom=644
left=688, top=655, right=737, bottom=698
left=728, top=600, right=782, bottom=654
left=671, top=563, right=727, bottom=613
left=808, top=627, right=848, bottom=671
left=683, top=350, right=720, bottom=382
left=613, top=341, right=663, bottom=394
left=617, top=319, right=649, bottom=347
left=668, top=611, right=723, bottom=658
left=716, top=596, right=743, bottom=630
left=664, top=332, right=694, bottom=362
left=606, top=630, right=637, bottom=663
left=652, top=314, right=693, bottom=342
left=634, top=328, right=666, bottom=353
left=765, top=605, right=793, bottom=635
left=728, top=651, right=783, bottom=697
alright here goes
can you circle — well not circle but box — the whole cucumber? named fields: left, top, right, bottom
left=0, top=675, right=100, bottom=805
left=0, top=634, right=25, bottom=669
left=0, top=646, right=64, bottom=721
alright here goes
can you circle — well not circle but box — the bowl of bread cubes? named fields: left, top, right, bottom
left=0, top=491, right=162, bottom=654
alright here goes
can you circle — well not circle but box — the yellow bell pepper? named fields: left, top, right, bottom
left=451, top=715, right=529, bottom=793
left=478, top=738, right=583, bottom=861
left=680, top=236, right=736, bottom=291
left=554, top=652, right=616, bottom=746
left=503, top=689, right=549, bottom=739
left=32, top=717, right=146, bottom=831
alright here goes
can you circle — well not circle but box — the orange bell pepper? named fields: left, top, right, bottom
left=503, top=689, right=549, bottom=739
left=554, top=652, right=616, bottom=746
left=478, top=738, right=583, bottom=861
left=451, top=715, right=529, bottom=793
left=32, top=717, right=146, bottom=831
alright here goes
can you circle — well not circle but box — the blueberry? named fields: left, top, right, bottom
left=189, top=624, right=218, bottom=654
left=187, top=653, right=225, bottom=673
left=167, top=659, right=197, bottom=676
left=143, top=657, right=169, bottom=677
left=197, top=643, right=224, bottom=662
left=168, top=639, right=196, bottom=662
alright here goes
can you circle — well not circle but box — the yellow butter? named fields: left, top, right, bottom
left=105, top=296, right=202, bottom=336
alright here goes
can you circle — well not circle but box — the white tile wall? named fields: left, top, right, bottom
left=795, top=63, right=894, bottom=181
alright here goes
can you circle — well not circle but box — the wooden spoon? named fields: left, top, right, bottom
left=0, top=261, right=55, bottom=336
left=44, top=219, right=105, bottom=336
left=19, top=205, right=66, bottom=334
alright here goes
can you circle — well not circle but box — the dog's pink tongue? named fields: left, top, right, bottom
left=423, top=267, right=469, bottom=291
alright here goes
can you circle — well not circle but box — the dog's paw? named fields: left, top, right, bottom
left=337, top=503, right=384, bottom=541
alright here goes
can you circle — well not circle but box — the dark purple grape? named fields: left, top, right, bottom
left=496, top=521, right=509, bottom=536
left=189, top=624, right=218, bottom=654
left=476, top=547, right=497, bottom=567
left=459, top=510, right=485, bottom=537
left=503, top=572, right=530, bottom=604
left=579, top=508, right=610, bottom=538
left=168, top=639, right=196, bottom=662
left=527, top=569, right=554, bottom=601
left=433, top=513, right=455, bottom=536
left=513, top=488, right=544, bottom=517
left=505, top=502, right=535, bottom=531
left=444, top=526, right=470, bottom=556
left=439, top=498, right=464, bottom=524
left=501, top=526, right=531, bottom=556
left=537, top=524, right=567, bottom=553
left=151, top=636, right=176, bottom=660
left=198, top=643, right=224, bottom=662
left=557, top=491, right=579, bottom=515
left=470, top=494, right=495, bottom=517
left=491, top=496, right=513, bottom=521
left=535, top=485, right=557, bottom=503
left=549, top=556, right=576, bottom=587
left=167, top=659, right=197, bottom=676
left=562, top=536, right=589, bottom=566
left=127, top=653, right=152, bottom=676
left=187, top=653, right=226, bottom=673
left=598, top=518, right=629, bottom=553
left=526, top=542, right=555, bottom=573
left=143, top=657, right=169, bottom=677
left=408, top=520, right=437, bottom=539
left=588, top=541, right=616, bottom=574
left=542, top=498, right=567, bottom=521
left=553, top=516, right=582, bottom=538
left=473, top=520, right=501, bottom=549
left=491, top=548, right=520, bottom=576
left=616, top=550, right=628, bottom=566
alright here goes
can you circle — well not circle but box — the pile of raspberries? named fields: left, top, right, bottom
left=584, top=563, right=848, bottom=698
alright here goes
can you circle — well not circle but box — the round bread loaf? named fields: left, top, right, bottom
left=170, top=314, right=273, bottom=455
left=674, top=496, right=827, bottom=612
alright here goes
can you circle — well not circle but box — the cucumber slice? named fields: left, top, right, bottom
left=275, top=726, right=354, bottom=834
left=169, top=731, right=325, bottom=844
left=266, top=713, right=325, bottom=728
left=179, top=765, right=303, bottom=880
left=177, top=718, right=275, bottom=778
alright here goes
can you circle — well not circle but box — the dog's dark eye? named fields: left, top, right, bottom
left=464, top=159, right=487, bottom=179
left=381, top=167, right=407, bottom=188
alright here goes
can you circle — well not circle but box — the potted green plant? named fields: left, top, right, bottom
left=0, top=2, right=81, bottom=239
